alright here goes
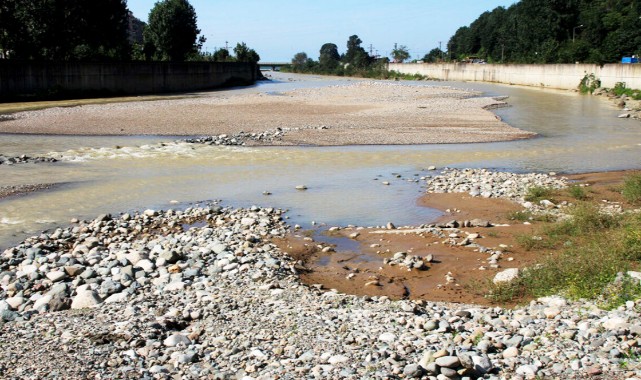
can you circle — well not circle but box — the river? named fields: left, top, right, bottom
left=1, top=72, right=640, bottom=249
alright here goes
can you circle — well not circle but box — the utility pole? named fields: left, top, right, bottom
left=225, top=41, right=229, bottom=50
left=439, top=41, right=443, bottom=61
left=369, top=44, right=374, bottom=56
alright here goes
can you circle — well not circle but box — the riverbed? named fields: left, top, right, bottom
left=1, top=72, right=640, bottom=249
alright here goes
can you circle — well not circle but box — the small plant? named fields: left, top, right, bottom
left=509, top=210, right=533, bottom=222
left=612, top=82, right=641, bottom=100
left=567, top=185, right=588, bottom=200
left=622, top=174, right=641, bottom=205
left=524, top=186, right=555, bottom=203
left=579, top=73, right=601, bottom=94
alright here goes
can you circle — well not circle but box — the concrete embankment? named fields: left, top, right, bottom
left=390, top=62, right=641, bottom=90
left=0, top=61, right=258, bottom=101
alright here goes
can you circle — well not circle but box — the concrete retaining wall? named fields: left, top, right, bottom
left=389, top=63, right=641, bottom=90
left=0, top=61, right=257, bottom=100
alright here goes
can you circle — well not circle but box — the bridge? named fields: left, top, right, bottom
left=258, top=62, right=288, bottom=71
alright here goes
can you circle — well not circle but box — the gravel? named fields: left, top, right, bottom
left=0, top=193, right=640, bottom=379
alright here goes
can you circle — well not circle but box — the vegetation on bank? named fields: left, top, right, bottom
left=448, top=0, right=641, bottom=64
left=282, top=35, right=429, bottom=80
left=0, top=0, right=259, bottom=64
left=486, top=175, right=641, bottom=309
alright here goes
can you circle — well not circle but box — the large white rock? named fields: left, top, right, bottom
left=493, top=268, right=519, bottom=284
left=71, top=290, right=102, bottom=309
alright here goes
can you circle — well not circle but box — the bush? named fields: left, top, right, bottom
left=524, top=186, right=555, bottom=202
left=568, top=185, right=588, bottom=200
left=579, top=73, right=601, bottom=94
left=622, top=174, right=641, bottom=204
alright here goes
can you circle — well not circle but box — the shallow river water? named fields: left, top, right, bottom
left=1, top=73, right=640, bottom=249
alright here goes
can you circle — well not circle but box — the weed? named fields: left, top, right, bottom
left=567, top=185, right=588, bottom=200
left=622, top=174, right=641, bottom=205
left=612, top=82, right=641, bottom=100
left=524, top=186, right=555, bottom=203
left=509, top=210, right=532, bottom=222
left=486, top=231, right=499, bottom=238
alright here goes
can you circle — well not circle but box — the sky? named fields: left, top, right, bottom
left=127, top=0, right=517, bottom=62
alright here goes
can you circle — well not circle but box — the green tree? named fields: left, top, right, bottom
left=343, top=35, right=370, bottom=69
left=319, top=43, right=340, bottom=71
left=212, top=48, right=231, bottom=62
left=391, top=45, right=410, bottom=62
left=422, top=48, right=444, bottom=63
left=233, top=42, right=260, bottom=63
left=144, top=0, right=204, bottom=61
left=291, top=52, right=308, bottom=71
left=0, top=0, right=129, bottom=60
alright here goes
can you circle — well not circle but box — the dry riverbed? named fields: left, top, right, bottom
left=0, top=80, right=534, bottom=145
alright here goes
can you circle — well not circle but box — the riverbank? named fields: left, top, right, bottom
left=1, top=170, right=641, bottom=379
left=0, top=77, right=534, bottom=145
left=284, top=169, right=641, bottom=308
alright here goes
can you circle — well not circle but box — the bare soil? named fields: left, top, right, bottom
left=277, top=170, right=641, bottom=306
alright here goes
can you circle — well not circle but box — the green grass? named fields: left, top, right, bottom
left=567, top=185, right=588, bottom=200
left=488, top=203, right=641, bottom=306
left=612, top=82, right=641, bottom=101
left=622, top=174, right=641, bottom=205
left=524, top=186, right=556, bottom=203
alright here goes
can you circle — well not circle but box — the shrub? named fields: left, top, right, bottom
left=524, top=186, right=555, bottom=202
left=622, top=174, right=641, bottom=205
left=579, top=73, right=601, bottom=94
left=568, top=185, right=588, bottom=200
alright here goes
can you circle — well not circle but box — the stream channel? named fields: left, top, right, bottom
left=1, top=72, right=641, bottom=250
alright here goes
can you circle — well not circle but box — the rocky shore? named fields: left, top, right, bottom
left=1, top=168, right=641, bottom=379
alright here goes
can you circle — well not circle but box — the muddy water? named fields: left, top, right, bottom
left=1, top=73, right=640, bottom=249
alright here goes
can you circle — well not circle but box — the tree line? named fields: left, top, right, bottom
left=288, top=35, right=395, bottom=77
left=448, top=0, right=641, bottom=64
left=0, top=0, right=259, bottom=63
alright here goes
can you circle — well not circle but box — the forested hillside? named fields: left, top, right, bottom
left=448, top=0, right=641, bottom=64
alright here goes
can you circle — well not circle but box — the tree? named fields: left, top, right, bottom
left=422, top=48, right=444, bottom=63
left=144, top=0, right=204, bottom=61
left=343, top=35, right=371, bottom=68
left=0, top=0, right=130, bottom=60
left=212, top=48, right=231, bottom=62
left=233, top=42, right=260, bottom=63
left=391, top=45, right=410, bottom=62
left=319, top=43, right=340, bottom=71
left=291, top=52, right=308, bottom=71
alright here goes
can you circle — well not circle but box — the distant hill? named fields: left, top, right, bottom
left=447, top=0, right=641, bottom=64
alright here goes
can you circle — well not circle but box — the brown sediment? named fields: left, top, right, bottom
left=0, top=74, right=534, bottom=145
left=276, top=169, right=641, bottom=306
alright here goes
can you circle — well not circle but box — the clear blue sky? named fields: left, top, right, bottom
left=127, top=0, right=517, bottom=62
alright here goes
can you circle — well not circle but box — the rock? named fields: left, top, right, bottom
left=470, top=219, right=491, bottom=227
left=379, top=332, right=396, bottom=343
left=472, top=355, right=492, bottom=375
left=328, top=355, right=348, bottom=365
left=159, top=250, right=181, bottom=264
left=603, top=317, right=629, bottom=330
left=295, top=185, right=308, bottom=190
left=516, top=364, right=539, bottom=379
left=163, top=333, right=192, bottom=347
left=502, top=346, right=519, bottom=358
left=544, top=307, right=561, bottom=319
left=71, top=290, right=102, bottom=309
left=435, top=356, right=460, bottom=368
left=403, top=363, right=424, bottom=378
left=104, top=292, right=128, bottom=303
left=618, top=113, right=631, bottom=118
left=493, top=268, right=519, bottom=284
left=46, top=271, right=67, bottom=282
left=135, top=259, right=155, bottom=272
